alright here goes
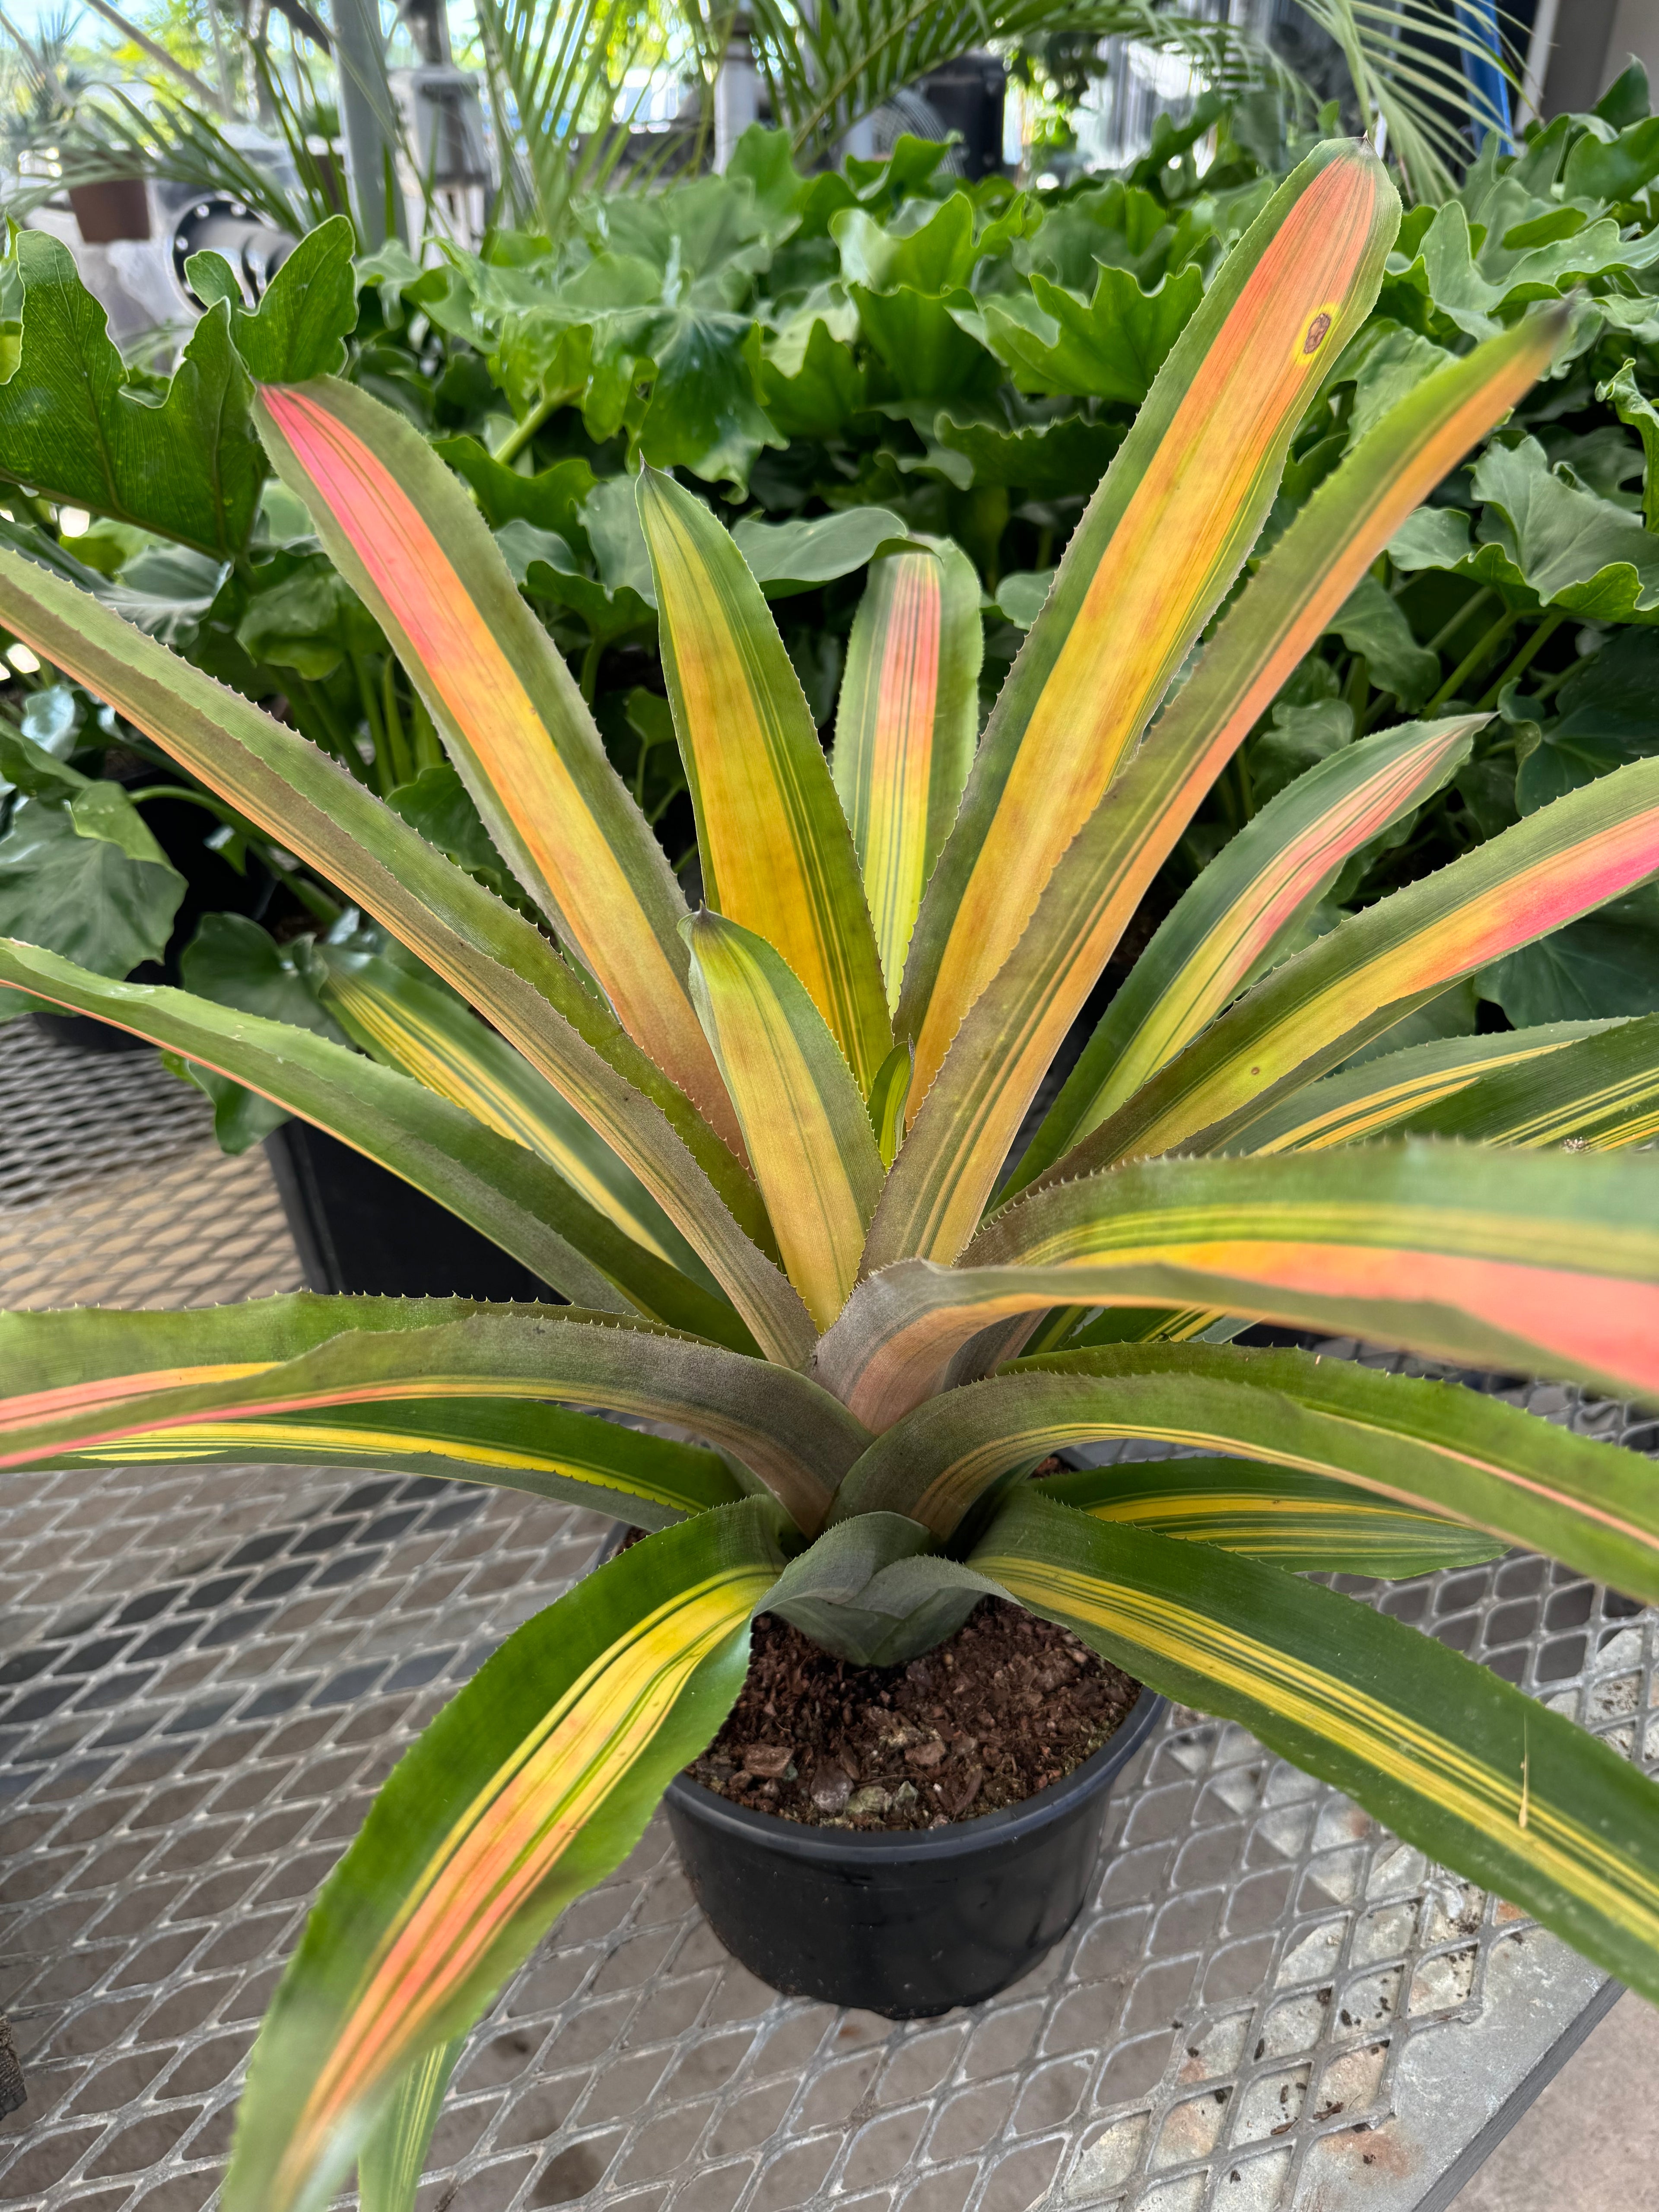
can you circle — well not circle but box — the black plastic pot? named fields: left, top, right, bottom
left=265, top=1119, right=562, bottom=1302
left=32, top=775, right=282, bottom=1056
left=662, top=1684, right=1164, bottom=2018
left=32, top=1010, right=155, bottom=1053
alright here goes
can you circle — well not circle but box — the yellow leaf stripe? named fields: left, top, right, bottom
left=1394, top=1013, right=1659, bottom=1152
left=269, top=1562, right=775, bottom=2211
left=985, top=1549, right=1659, bottom=1961
left=1478, top=1087, right=1659, bottom=1150
left=1, top=1366, right=830, bottom=1529
left=1472, top=1088, right=1659, bottom=1149
left=832, top=543, right=981, bottom=1010
left=840, top=1348, right=1659, bottom=1594
left=317, top=953, right=699, bottom=1274
left=640, top=470, right=893, bottom=1093
left=1065, top=1472, right=1499, bottom=1571
left=1235, top=1026, right=1609, bottom=1152
left=685, top=913, right=883, bottom=1330
left=53, top=1416, right=723, bottom=1520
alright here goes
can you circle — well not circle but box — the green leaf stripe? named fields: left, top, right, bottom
left=1226, top=1022, right=1616, bottom=1152
left=0, top=1290, right=439, bottom=1408
left=973, top=1492, right=1659, bottom=2008
left=0, top=1309, right=862, bottom=1535
left=837, top=1348, right=1659, bottom=1598
left=254, top=379, right=729, bottom=1147
left=357, top=2038, right=463, bottom=2212
left=224, top=1502, right=786, bottom=2212
left=1400, top=1012, right=1659, bottom=1150
left=0, top=544, right=813, bottom=1367
left=830, top=538, right=982, bottom=1010
left=0, top=1301, right=712, bottom=1541
left=1033, top=1456, right=1503, bottom=1577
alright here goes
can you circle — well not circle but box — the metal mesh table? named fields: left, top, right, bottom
left=0, top=1016, right=1645, bottom=2212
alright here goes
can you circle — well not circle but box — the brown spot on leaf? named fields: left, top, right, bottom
left=1304, top=311, right=1333, bottom=354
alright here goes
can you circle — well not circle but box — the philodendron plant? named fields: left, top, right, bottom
left=7, top=137, right=1659, bottom=2208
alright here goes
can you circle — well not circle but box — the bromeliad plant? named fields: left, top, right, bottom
left=7, top=137, right=1659, bottom=2210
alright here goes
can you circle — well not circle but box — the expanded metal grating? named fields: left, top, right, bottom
left=0, top=1021, right=302, bottom=1313
left=0, top=1016, right=1645, bottom=2212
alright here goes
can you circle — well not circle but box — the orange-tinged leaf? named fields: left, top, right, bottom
left=858, top=306, right=1576, bottom=1271
left=254, top=381, right=737, bottom=1151
left=831, top=540, right=981, bottom=1009
left=639, top=469, right=892, bottom=1090
left=1054, top=756, right=1659, bottom=1178
left=822, top=1144, right=1659, bottom=1429
left=899, top=140, right=1399, bottom=1108
left=1007, top=715, right=1480, bottom=1192
left=0, top=1294, right=471, bottom=1434
left=0, top=543, right=810, bottom=1365
left=0, top=1307, right=862, bottom=1531
left=224, top=1505, right=784, bottom=2212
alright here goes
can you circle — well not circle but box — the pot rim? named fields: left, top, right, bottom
left=592, top=1517, right=1166, bottom=1863
left=662, top=1680, right=1166, bottom=1864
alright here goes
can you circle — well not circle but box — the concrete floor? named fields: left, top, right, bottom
left=1449, top=1993, right=1659, bottom=2210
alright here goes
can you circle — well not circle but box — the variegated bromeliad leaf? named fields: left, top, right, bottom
left=4, top=139, right=1659, bottom=2212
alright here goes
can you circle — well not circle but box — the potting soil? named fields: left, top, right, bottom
left=685, top=1598, right=1140, bottom=1832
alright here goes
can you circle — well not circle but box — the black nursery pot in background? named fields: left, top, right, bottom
left=265, top=1121, right=563, bottom=1302
left=33, top=777, right=281, bottom=1055
left=663, top=1690, right=1165, bottom=2018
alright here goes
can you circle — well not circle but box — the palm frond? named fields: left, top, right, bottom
left=1294, top=0, right=1518, bottom=203
left=0, top=2, right=91, bottom=171
left=475, top=0, right=678, bottom=243
left=753, top=0, right=1293, bottom=158
left=3, top=85, right=324, bottom=235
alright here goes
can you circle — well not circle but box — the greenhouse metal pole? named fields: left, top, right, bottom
left=333, top=0, right=408, bottom=246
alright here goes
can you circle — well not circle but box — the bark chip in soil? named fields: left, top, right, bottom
left=685, top=1596, right=1139, bottom=1833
